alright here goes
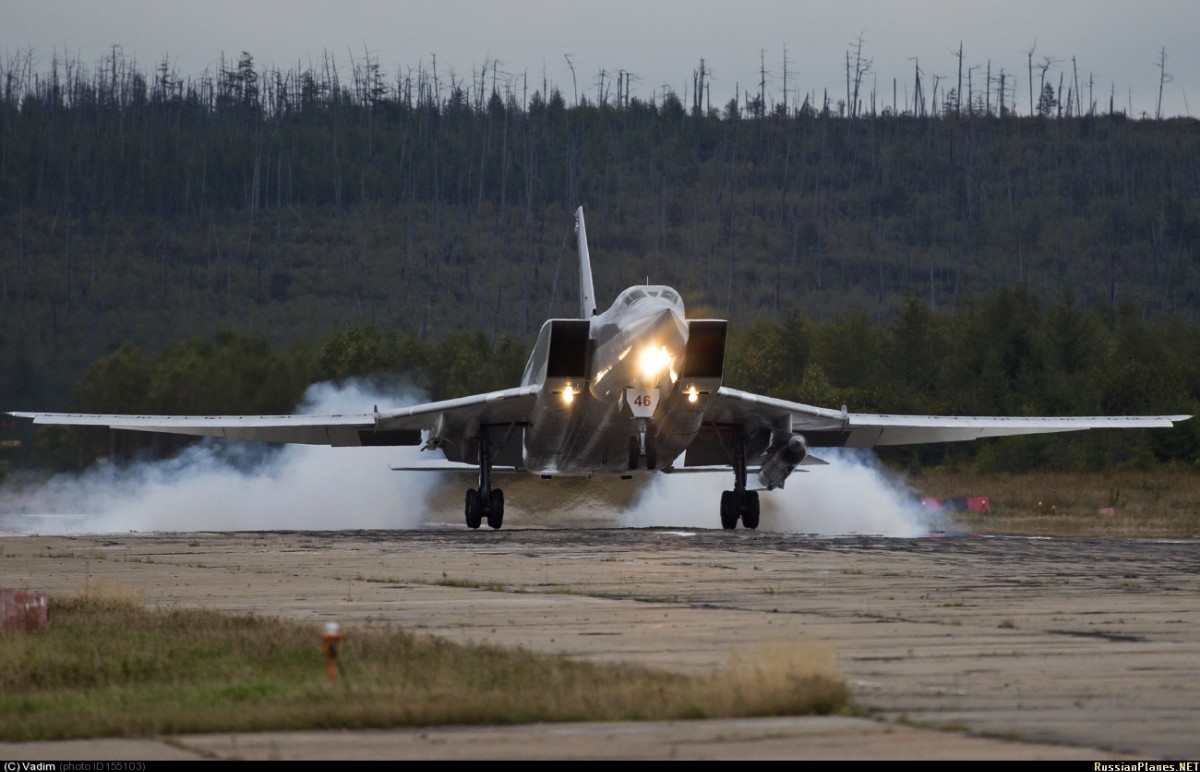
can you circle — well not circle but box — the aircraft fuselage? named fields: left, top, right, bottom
left=521, top=284, right=697, bottom=475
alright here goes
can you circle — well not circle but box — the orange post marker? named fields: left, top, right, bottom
left=320, top=621, right=345, bottom=682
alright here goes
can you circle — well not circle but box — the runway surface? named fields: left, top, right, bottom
left=2, top=528, right=1198, bottom=759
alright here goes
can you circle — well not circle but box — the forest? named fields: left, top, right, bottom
left=0, top=50, right=1197, bottom=474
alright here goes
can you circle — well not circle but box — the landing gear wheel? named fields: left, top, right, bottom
left=465, top=489, right=483, bottom=529
left=627, top=436, right=640, bottom=471
left=742, top=491, right=761, bottom=530
left=720, top=431, right=757, bottom=531
left=644, top=434, right=657, bottom=470
left=720, top=491, right=738, bottom=529
left=487, top=489, right=505, bottom=530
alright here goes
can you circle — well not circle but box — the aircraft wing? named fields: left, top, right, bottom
left=704, top=387, right=1191, bottom=448
left=8, top=385, right=540, bottom=448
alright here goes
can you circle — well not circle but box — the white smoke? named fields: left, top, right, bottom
left=3, top=380, right=440, bottom=534
left=418, top=445, right=944, bottom=535
left=620, top=448, right=937, bottom=536
left=5, top=382, right=941, bottom=536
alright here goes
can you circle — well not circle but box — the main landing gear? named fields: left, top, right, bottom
left=720, top=432, right=759, bottom=530
left=465, top=433, right=504, bottom=529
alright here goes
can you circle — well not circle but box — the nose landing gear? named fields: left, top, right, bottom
left=627, top=419, right=658, bottom=470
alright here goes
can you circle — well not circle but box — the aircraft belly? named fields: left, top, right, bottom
left=524, top=395, right=615, bottom=473
left=524, top=393, right=691, bottom=475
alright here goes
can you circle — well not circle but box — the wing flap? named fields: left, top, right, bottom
left=707, top=388, right=1191, bottom=448
left=838, top=414, right=1189, bottom=447
left=388, top=461, right=521, bottom=473
left=7, top=412, right=405, bottom=446
left=374, top=385, right=540, bottom=431
left=8, top=384, right=542, bottom=449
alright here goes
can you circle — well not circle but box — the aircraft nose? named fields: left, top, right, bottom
left=652, top=305, right=688, bottom=350
left=632, top=305, right=688, bottom=388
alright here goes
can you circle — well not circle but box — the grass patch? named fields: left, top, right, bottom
left=913, top=466, right=1200, bottom=538
left=435, top=576, right=507, bottom=592
left=0, top=593, right=849, bottom=741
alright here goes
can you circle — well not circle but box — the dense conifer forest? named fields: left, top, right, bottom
left=1, top=51, right=1197, bottom=472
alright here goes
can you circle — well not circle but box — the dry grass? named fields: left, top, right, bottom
left=0, top=589, right=848, bottom=741
left=912, top=465, right=1200, bottom=538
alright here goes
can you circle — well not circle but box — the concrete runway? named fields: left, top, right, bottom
left=2, top=528, right=1198, bottom=759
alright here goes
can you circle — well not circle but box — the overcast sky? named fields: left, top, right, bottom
left=4, top=0, right=1198, bottom=117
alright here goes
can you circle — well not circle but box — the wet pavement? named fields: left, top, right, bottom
left=2, top=528, right=1197, bottom=759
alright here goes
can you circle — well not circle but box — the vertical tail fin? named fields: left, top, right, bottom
left=575, top=206, right=597, bottom=318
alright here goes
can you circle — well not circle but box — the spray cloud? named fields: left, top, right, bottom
left=4, top=380, right=437, bottom=534
left=620, top=448, right=937, bottom=536
left=6, top=385, right=940, bottom=536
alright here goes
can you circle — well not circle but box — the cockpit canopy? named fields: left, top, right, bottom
left=615, top=285, right=684, bottom=311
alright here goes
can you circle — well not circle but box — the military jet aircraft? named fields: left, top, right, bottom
left=9, top=208, right=1191, bottom=530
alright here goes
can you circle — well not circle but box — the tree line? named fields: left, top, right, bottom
left=0, top=50, right=1198, bottom=465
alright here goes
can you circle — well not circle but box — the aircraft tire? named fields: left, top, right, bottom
left=487, top=489, right=505, bottom=530
left=465, top=489, right=483, bottom=529
left=742, top=491, right=761, bottom=530
left=644, top=433, right=657, bottom=470
left=719, top=491, right=738, bottom=529
left=627, top=436, right=640, bottom=470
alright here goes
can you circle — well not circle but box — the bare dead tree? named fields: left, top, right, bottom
left=1071, top=57, right=1082, bottom=116
left=846, top=33, right=871, bottom=118
left=985, top=59, right=992, bottom=115
left=954, top=42, right=963, bottom=115
left=759, top=49, right=768, bottom=118
left=1038, top=55, right=1059, bottom=109
left=1155, top=47, right=1172, bottom=119
left=968, top=65, right=979, bottom=115
left=430, top=53, right=440, bottom=105
left=780, top=45, right=791, bottom=115
left=845, top=50, right=851, bottom=116
left=1027, top=42, right=1037, bottom=115
left=563, top=53, right=577, bottom=105
left=910, top=57, right=925, bottom=116
left=618, top=70, right=639, bottom=109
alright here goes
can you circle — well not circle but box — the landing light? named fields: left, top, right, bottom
left=638, top=345, right=673, bottom=381
left=562, top=385, right=575, bottom=405
left=686, top=385, right=699, bottom=403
